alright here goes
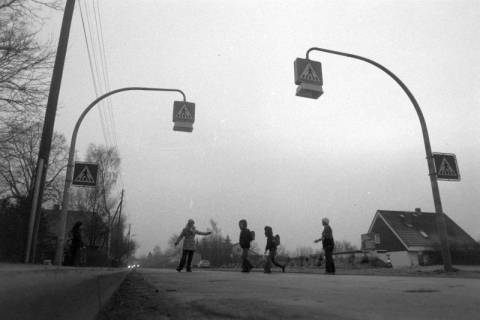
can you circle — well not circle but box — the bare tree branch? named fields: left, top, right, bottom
left=0, top=0, right=60, bottom=128
left=0, top=121, right=67, bottom=202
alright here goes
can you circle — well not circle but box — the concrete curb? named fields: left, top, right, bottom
left=0, top=264, right=129, bottom=320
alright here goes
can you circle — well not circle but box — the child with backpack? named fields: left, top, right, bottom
left=263, top=226, right=286, bottom=273
left=238, top=219, right=255, bottom=272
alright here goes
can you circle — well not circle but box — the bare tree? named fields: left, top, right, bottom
left=295, top=246, right=314, bottom=257
left=166, top=233, right=181, bottom=256
left=334, top=240, right=358, bottom=253
left=0, top=120, right=67, bottom=203
left=0, top=0, right=61, bottom=129
left=70, top=144, right=122, bottom=264
left=71, top=144, right=121, bottom=215
left=0, top=120, right=66, bottom=263
left=86, top=144, right=121, bottom=214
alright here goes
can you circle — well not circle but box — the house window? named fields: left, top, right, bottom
left=419, top=230, right=428, bottom=238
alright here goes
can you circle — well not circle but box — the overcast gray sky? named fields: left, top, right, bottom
left=43, top=0, right=480, bottom=256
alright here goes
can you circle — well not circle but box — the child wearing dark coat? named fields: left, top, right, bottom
left=239, top=219, right=254, bottom=272
left=263, top=226, right=285, bottom=273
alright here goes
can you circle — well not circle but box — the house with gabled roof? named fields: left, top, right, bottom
left=367, top=208, right=480, bottom=267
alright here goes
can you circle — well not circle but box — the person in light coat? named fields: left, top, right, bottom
left=174, top=219, right=211, bottom=272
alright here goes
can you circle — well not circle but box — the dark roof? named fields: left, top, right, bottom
left=372, top=210, right=479, bottom=249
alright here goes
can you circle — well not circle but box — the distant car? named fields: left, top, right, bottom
left=197, top=259, right=211, bottom=268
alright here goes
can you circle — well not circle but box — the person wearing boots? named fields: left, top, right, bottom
left=174, top=219, right=211, bottom=272
left=263, top=226, right=285, bottom=273
left=314, top=217, right=335, bottom=274
left=239, top=219, right=254, bottom=272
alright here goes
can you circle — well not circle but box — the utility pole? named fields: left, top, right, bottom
left=116, top=189, right=124, bottom=264
left=26, top=0, right=76, bottom=263
left=107, top=191, right=122, bottom=260
left=127, top=224, right=131, bottom=265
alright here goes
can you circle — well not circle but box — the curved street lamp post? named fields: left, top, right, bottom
left=54, top=87, right=195, bottom=265
left=294, top=47, right=453, bottom=271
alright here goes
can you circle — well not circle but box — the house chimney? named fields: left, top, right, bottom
left=404, top=211, right=413, bottom=227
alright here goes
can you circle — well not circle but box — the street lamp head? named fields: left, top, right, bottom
left=172, top=101, right=195, bottom=132
left=296, top=83, right=323, bottom=99
left=173, top=124, right=193, bottom=132
left=294, top=58, right=323, bottom=99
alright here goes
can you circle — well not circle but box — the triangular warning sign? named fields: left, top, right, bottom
left=176, top=104, right=193, bottom=120
left=74, top=166, right=95, bottom=184
left=300, top=63, right=321, bottom=82
left=438, top=158, right=457, bottom=176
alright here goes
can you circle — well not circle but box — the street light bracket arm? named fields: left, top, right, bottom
left=306, top=47, right=431, bottom=158
left=54, top=86, right=187, bottom=266
left=306, top=47, right=453, bottom=271
left=73, top=87, right=186, bottom=139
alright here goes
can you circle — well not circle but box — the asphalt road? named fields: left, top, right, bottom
left=97, top=268, right=480, bottom=320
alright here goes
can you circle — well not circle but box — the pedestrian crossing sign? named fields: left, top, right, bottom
left=294, top=58, right=323, bottom=86
left=173, top=101, right=195, bottom=132
left=294, top=58, right=323, bottom=99
left=433, top=153, right=460, bottom=181
left=72, top=162, right=98, bottom=187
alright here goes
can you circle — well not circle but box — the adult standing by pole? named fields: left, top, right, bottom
left=26, top=0, right=76, bottom=263
left=314, top=218, right=335, bottom=275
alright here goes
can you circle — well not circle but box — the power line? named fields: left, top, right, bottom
left=94, top=0, right=119, bottom=148
left=85, top=0, right=114, bottom=148
left=93, top=0, right=124, bottom=190
left=78, top=0, right=112, bottom=148
left=78, top=0, right=125, bottom=192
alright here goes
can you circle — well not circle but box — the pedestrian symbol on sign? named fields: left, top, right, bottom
left=438, top=158, right=456, bottom=177
left=72, top=162, right=98, bottom=187
left=74, top=167, right=95, bottom=184
left=175, top=104, right=193, bottom=120
left=432, top=152, right=460, bottom=181
left=300, top=63, right=321, bottom=82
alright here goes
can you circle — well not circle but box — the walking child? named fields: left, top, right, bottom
left=174, top=219, right=211, bottom=272
left=238, top=219, right=254, bottom=272
left=263, top=226, right=286, bottom=273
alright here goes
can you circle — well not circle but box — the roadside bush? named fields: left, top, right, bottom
left=0, top=200, right=29, bottom=262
